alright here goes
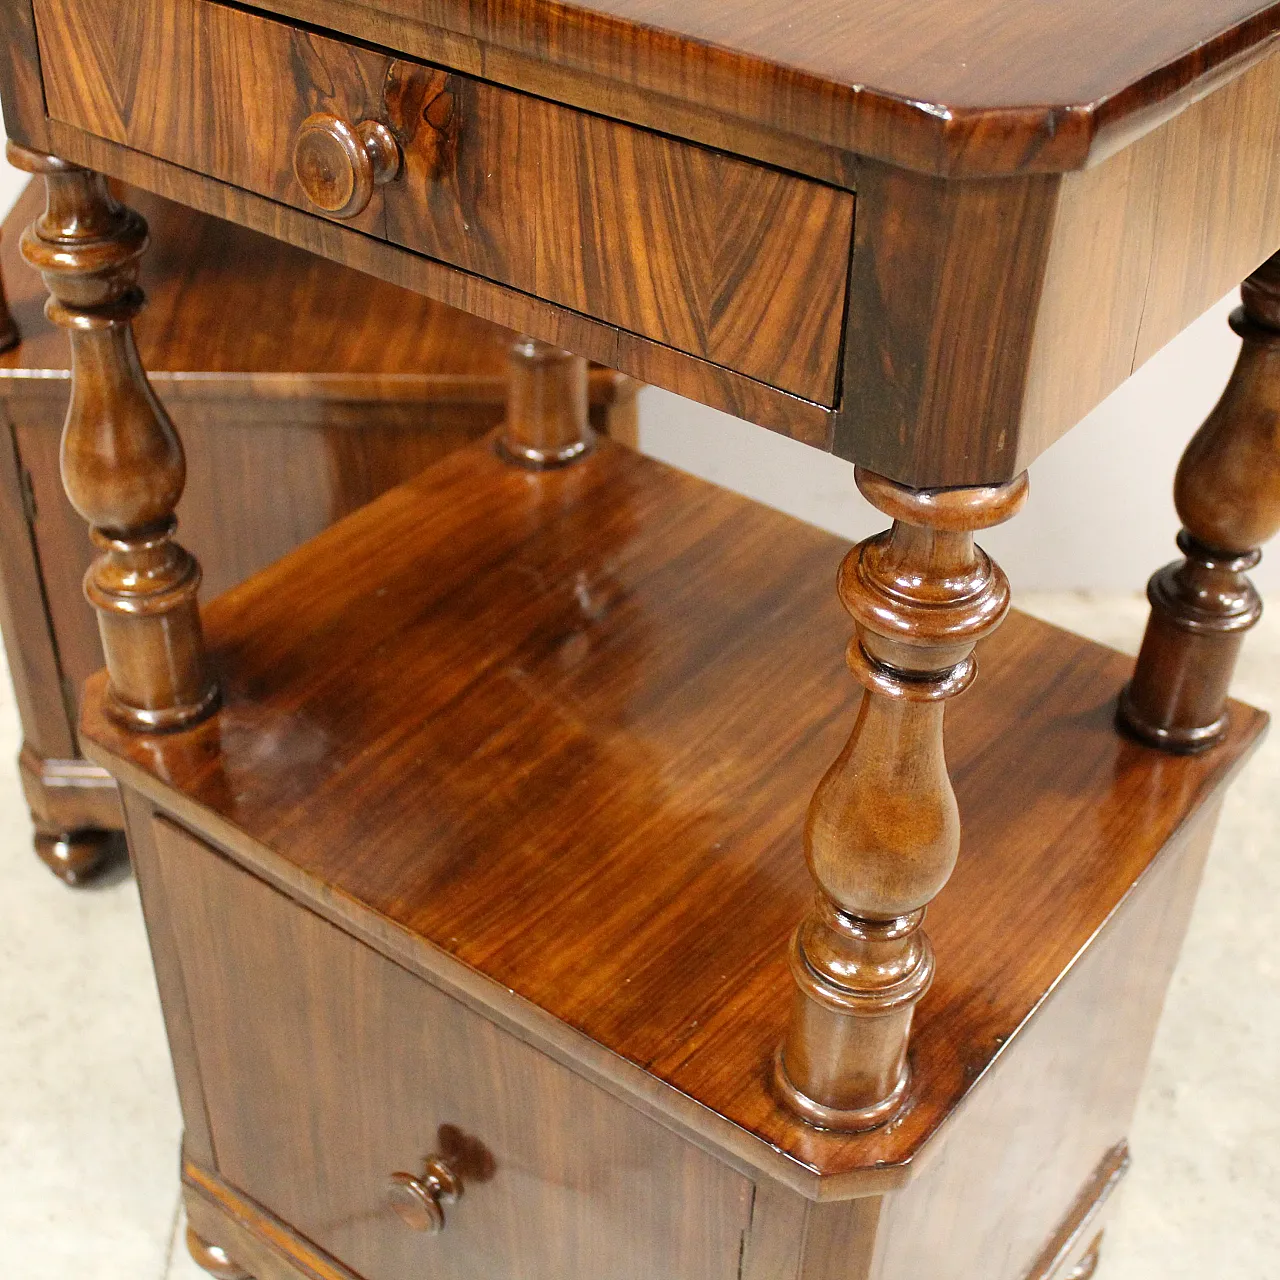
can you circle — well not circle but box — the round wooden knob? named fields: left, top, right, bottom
left=387, top=1155, right=462, bottom=1233
left=293, top=114, right=401, bottom=218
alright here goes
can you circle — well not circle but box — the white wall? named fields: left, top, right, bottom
left=0, top=143, right=1265, bottom=593
left=638, top=291, right=1272, bottom=593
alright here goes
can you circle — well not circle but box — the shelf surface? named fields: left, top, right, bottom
left=83, top=439, right=1267, bottom=1183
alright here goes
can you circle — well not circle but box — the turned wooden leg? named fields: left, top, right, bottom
left=7, top=143, right=217, bottom=731
left=186, top=1226, right=252, bottom=1280
left=497, top=336, right=594, bottom=467
left=1120, top=253, right=1280, bottom=751
left=775, top=467, right=1028, bottom=1130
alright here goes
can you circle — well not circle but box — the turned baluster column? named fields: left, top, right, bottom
left=1120, top=253, right=1280, bottom=752
left=8, top=143, right=217, bottom=730
left=775, top=468, right=1028, bottom=1130
left=497, top=336, right=594, bottom=467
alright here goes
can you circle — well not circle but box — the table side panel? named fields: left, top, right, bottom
left=153, top=813, right=754, bottom=1280
left=35, top=0, right=854, bottom=406
left=0, top=0, right=51, bottom=153
left=163, top=0, right=1280, bottom=178
left=1021, top=44, right=1280, bottom=470
left=873, top=799, right=1220, bottom=1280
left=0, top=406, right=75, bottom=758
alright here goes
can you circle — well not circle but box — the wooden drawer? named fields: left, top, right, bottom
left=150, top=816, right=752, bottom=1280
left=34, top=0, right=855, bottom=406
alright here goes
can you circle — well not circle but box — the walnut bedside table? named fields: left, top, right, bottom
left=1, top=1, right=1278, bottom=1278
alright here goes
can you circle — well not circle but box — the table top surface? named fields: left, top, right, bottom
left=313, top=0, right=1280, bottom=174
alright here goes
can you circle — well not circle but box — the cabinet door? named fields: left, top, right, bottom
left=153, top=817, right=752, bottom=1280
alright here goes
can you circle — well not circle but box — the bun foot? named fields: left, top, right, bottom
left=186, top=1226, right=251, bottom=1280
left=33, top=827, right=120, bottom=886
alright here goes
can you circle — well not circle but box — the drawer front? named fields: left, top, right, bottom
left=151, top=817, right=752, bottom=1280
left=35, top=0, right=855, bottom=405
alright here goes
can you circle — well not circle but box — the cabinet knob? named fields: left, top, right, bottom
left=293, top=114, right=401, bottom=218
left=387, top=1155, right=463, bottom=1233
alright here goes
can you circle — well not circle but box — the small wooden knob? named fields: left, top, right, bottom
left=293, top=114, right=401, bottom=218
left=387, top=1155, right=462, bottom=1233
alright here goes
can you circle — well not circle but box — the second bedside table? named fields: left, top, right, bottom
left=0, top=178, right=637, bottom=884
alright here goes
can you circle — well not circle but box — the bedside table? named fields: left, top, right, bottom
left=2, top=0, right=1278, bottom=1275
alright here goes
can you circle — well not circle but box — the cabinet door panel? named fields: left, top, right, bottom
left=154, top=816, right=752, bottom=1280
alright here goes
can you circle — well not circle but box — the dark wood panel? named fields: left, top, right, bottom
left=156, top=815, right=752, bottom=1280
left=82, top=439, right=1267, bottom=1193
left=386, top=62, right=852, bottom=404
left=33, top=0, right=389, bottom=232
left=836, top=162, right=1060, bottom=483
left=119, top=789, right=217, bottom=1167
left=0, top=408, right=74, bottom=759
left=872, top=800, right=1219, bottom=1280
left=35, top=0, right=854, bottom=405
left=0, top=0, right=51, bottom=154
left=1020, top=49, right=1280, bottom=468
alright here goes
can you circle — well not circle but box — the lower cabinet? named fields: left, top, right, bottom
left=150, top=817, right=753, bottom=1280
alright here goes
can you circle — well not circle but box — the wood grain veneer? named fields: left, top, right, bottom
left=21, top=0, right=1280, bottom=484
left=35, top=0, right=854, bottom=406
left=148, top=779, right=1217, bottom=1279
left=31, top=120, right=837, bottom=450
left=1021, top=47, right=1280, bottom=465
left=157, top=814, right=752, bottom=1280
left=81, top=438, right=1267, bottom=1195
left=28, top=0, right=1280, bottom=179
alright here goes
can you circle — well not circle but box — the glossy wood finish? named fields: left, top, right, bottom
left=497, top=337, right=593, bottom=469
left=777, top=470, right=1026, bottom=1130
left=81, top=439, right=1267, bottom=1195
left=152, top=774, right=1217, bottom=1280
left=0, top=178, right=636, bottom=878
left=9, top=143, right=218, bottom=732
left=155, top=814, right=753, bottom=1280
left=1122, top=251, right=1280, bottom=751
left=145, top=789, right=1207, bottom=1280
left=1022, top=49, right=1280, bottom=472
left=35, top=0, right=855, bottom=408
left=293, top=114, right=402, bottom=220
left=16, top=0, right=1280, bottom=485
left=30, top=0, right=1280, bottom=180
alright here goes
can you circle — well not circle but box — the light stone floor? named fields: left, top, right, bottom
left=0, top=592, right=1276, bottom=1280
